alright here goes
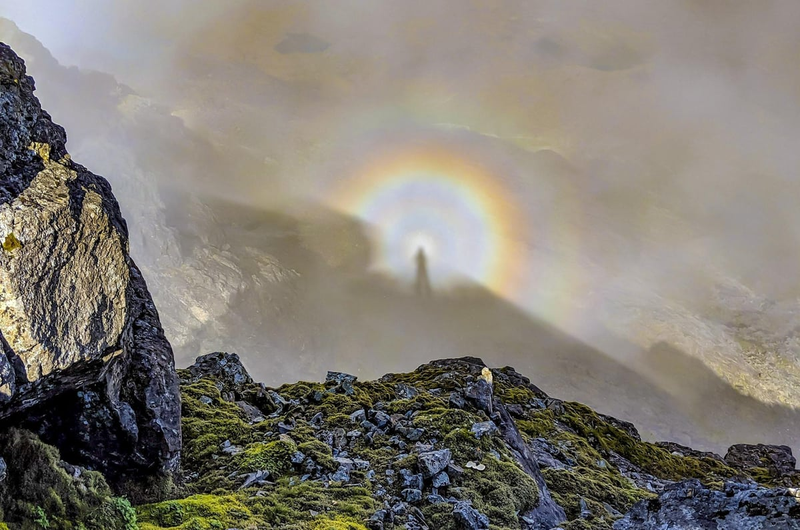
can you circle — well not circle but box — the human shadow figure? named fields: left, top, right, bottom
left=414, top=247, right=433, bottom=298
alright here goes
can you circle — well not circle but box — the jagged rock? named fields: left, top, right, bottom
left=449, top=391, right=466, bottom=409
left=656, top=441, right=726, bottom=462
left=725, top=444, right=797, bottom=477
left=401, top=468, right=424, bottom=490
left=432, top=471, right=450, bottom=488
left=0, top=43, right=180, bottom=491
left=183, top=351, right=253, bottom=387
left=418, top=449, right=451, bottom=479
left=402, top=488, right=423, bottom=503
left=368, top=510, right=388, bottom=530
left=240, top=469, right=271, bottom=489
left=465, top=379, right=493, bottom=415
left=236, top=401, right=265, bottom=423
left=326, top=371, right=357, bottom=395
left=406, top=506, right=430, bottom=530
left=371, top=410, right=391, bottom=428
left=614, top=479, right=800, bottom=529
left=182, top=352, right=276, bottom=414
left=492, top=397, right=566, bottom=529
left=396, top=383, right=419, bottom=399
left=471, top=421, right=498, bottom=439
left=0, top=455, right=6, bottom=482
left=453, top=501, right=490, bottom=530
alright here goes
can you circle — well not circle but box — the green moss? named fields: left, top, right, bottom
left=136, top=494, right=257, bottom=529
left=412, top=408, right=475, bottom=435
left=180, top=378, right=258, bottom=480
left=420, top=503, right=457, bottom=530
left=495, top=385, right=539, bottom=405
left=557, top=402, right=737, bottom=482
left=310, top=516, right=369, bottom=530
left=298, top=440, right=337, bottom=472
left=237, top=439, right=297, bottom=476
left=385, top=393, right=449, bottom=415
left=442, top=428, right=493, bottom=462
left=2, top=233, right=22, bottom=253
left=542, top=467, right=650, bottom=522
left=455, top=457, right=539, bottom=527
left=245, top=480, right=377, bottom=528
left=517, top=409, right=556, bottom=439
left=378, top=365, right=453, bottom=391
left=0, top=429, right=137, bottom=530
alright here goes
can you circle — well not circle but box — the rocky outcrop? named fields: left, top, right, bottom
left=725, top=444, right=798, bottom=483
left=0, top=43, right=180, bottom=489
left=614, top=479, right=800, bottom=529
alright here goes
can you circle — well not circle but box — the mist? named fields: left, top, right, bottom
left=2, top=0, right=800, bottom=453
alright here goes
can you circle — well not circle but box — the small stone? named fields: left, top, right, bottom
left=402, top=488, right=423, bottom=503
left=453, top=501, right=489, bottom=530
left=277, top=421, right=295, bottom=433
left=447, top=463, right=464, bottom=477
left=361, top=420, right=378, bottom=432
left=331, top=465, right=351, bottom=483
left=291, top=451, right=305, bottom=464
left=326, top=371, right=357, bottom=395
left=449, top=392, right=466, bottom=409
left=333, top=428, right=347, bottom=449
left=471, top=421, right=498, bottom=439
left=220, top=442, right=243, bottom=456
left=368, top=510, right=388, bottom=530
left=418, top=449, right=452, bottom=478
left=236, top=400, right=266, bottom=423
left=579, top=497, right=591, bottom=519
left=199, top=395, right=213, bottom=405
left=310, top=412, right=324, bottom=426
left=396, top=384, right=419, bottom=399
left=400, top=469, right=424, bottom=490
left=350, top=409, right=366, bottom=423
left=432, top=471, right=450, bottom=488
left=371, top=410, right=391, bottom=428
left=240, top=470, right=271, bottom=489
left=427, top=493, right=446, bottom=504
left=406, top=428, right=425, bottom=441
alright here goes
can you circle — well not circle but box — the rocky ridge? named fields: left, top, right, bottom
left=126, top=353, right=796, bottom=530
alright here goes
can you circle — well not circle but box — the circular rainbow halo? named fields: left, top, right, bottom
left=328, top=146, right=528, bottom=296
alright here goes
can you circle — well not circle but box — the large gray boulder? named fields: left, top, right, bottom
left=0, top=43, right=180, bottom=491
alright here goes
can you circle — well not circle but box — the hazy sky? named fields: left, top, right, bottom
left=3, top=1, right=800, bottom=421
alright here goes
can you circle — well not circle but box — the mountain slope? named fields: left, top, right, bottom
left=128, top=353, right=798, bottom=530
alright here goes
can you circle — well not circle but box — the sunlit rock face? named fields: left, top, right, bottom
left=0, top=43, right=180, bottom=488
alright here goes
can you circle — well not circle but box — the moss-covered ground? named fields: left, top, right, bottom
left=1, top=357, right=794, bottom=530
